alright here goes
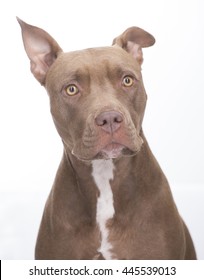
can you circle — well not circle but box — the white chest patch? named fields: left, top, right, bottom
left=92, top=159, right=115, bottom=260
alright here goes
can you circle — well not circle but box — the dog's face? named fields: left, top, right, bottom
left=18, top=19, right=155, bottom=161
left=47, top=47, right=146, bottom=160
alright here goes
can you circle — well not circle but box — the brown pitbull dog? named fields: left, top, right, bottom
left=17, top=18, right=196, bottom=260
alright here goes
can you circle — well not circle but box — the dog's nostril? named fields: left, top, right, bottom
left=102, top=119, right=107, bottom=126
left=114, top=116, right=123, bottom=123
left=95, top=111, right=123, bottom=133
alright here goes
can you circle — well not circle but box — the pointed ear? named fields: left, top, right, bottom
left=17, top=17, right=62, bottom=85
left=112, top=26, right=155, bottom=65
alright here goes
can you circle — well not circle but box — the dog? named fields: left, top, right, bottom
left=17, top=18, right=196, bottom=260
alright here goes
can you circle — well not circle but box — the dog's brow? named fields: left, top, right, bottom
left=110, top=65, right=140, bottom=80
left=63, top=69, right=90, bottom=83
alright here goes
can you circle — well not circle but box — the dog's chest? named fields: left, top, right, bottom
left=92, top=159, right=116, bottom=260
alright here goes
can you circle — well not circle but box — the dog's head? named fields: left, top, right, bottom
left=18, top=18, right=155, bottom=161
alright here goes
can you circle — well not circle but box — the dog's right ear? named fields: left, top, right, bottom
left=17, top=17, right=62, bottom=85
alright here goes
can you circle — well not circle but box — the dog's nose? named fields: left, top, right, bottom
left=95, top=111, right=123, bottom=133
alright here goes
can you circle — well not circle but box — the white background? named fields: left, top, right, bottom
left=0, top=0, right=203, bottom=259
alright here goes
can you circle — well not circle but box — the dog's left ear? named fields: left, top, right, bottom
left=112, top=27, right=155, bottom=65
left=17, top=17, right=62, bottom=85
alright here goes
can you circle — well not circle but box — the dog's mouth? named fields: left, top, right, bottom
left=70, top=128, right=144, bottom=161
left=71, top=140, right=141, bottom=161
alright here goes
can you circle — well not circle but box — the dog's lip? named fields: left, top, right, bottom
left=71, top=141, right=138, bottom=161
left=102, top=142, right=124, bottom=152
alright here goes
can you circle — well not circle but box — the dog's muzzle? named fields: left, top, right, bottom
left=71, top=109, right=144, bottom=161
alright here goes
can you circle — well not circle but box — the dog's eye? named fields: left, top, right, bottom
left=122, top=76, right=134, bottom=87
left=65, top=85, right=79, bottom=96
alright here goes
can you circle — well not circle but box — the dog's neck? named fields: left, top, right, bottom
left=64, top=146, right=138, bottom=259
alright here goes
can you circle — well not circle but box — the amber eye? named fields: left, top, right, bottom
left=65, top=84, right=79, bottom=96
left=122, top=76, right=134, bottom=87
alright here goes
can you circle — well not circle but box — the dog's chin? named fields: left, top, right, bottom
left=94, top=143, right=138, bottom=160
left=97, top=143, right=125, bottom=159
